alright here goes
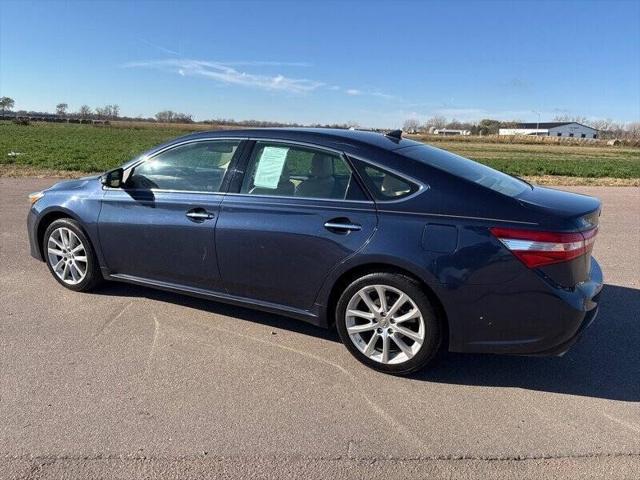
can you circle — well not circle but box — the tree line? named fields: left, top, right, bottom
left=0, top=97, right=362, bottom=129
left=0, top=97, right=121, bottom=120
left=2, top=95, right=637, bottom=138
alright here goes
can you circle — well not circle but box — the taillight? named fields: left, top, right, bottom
left=490, top=226, right=598, bottom=268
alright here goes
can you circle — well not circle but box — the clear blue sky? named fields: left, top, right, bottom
left=1, top=0, right=638, bottom=127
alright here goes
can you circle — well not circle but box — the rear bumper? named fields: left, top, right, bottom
left=447, top=257, right=603, bottom=355
left=527, top=258, right=603, bottom=356
left=526, top=295, right=600, bottom=356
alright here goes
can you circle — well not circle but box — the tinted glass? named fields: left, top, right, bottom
left=127, top=140, right=241, bottom=192
left=360, top=164, right=418, bottom=200
left=241, top=142, right=363, bottom=200
left=400, top=144, right=529, bottom=197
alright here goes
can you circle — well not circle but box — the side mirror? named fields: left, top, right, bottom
left=101, top=168, right=124, bottom=188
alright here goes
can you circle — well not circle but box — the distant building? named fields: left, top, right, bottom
left=499, top=122, right=598, bottom=139
left=433, top=128, right=471, bottom=136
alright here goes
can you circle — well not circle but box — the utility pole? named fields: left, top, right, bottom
left=532, top=110, right=541, bottom=135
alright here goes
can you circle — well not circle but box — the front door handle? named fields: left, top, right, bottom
left=186, top=208, right=215, bottom=221
left=324, top=219, right=362, bottom=232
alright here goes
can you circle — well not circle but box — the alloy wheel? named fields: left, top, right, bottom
left=345, top=284, right=425, bottom=364
left=47, top=227, right=88, bottom=285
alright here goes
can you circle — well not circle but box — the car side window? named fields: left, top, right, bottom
left=240, top=142, right=367, bottom=200
left=359, top=164, right=419, bottom=200
left=127, top=140, right=242, bottom=192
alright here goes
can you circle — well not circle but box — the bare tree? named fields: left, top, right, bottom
left=155, top=110, right=193, bottom=123
left=95, top=106, right=108, bottom=119
left=156, top=110, right=175, bottom=122
left=590, top=118, right=614, bottom=132
left=553, top=114, right=590, bottom=126
left=403, top=118, right=420, bottom=133
left=93, top=105, right=119, bottom=119
left=624, top=122, right=640, bottom=138
left=423, top=115, right=447, bottom=130
left=174, top=112, right=193, bottom=123
left=56, top=103, right=68, bottom=116
left=78, top=105, right=92, bottom=119
left=0, top=96, right=15, bottom=117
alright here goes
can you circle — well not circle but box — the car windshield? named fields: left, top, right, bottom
left=399, top=144, right=529, bottom=197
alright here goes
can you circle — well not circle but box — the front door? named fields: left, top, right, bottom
left=98, top=138, right=245, bottom=291
left=216, top=140, right=377, bottom=311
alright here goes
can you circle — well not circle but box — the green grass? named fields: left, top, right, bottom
left=1, top=121, right=639, bottom=178
left=0, top=122, right=193, bottom=172
left=434, top=141, right=640, bottom=178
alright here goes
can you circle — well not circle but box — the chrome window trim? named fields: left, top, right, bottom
left=237, top=137, right=426, bottom=204
left=103, top=186, right=227, bottom=196
left=141, top=136, right=248, bottom=163
left=221, top=195, right=376, bottom=212
left=223, top=192, right=375, bottom=206
left=107, top=135, right=426, bottom=204
left=247, top=137, right=347, bottom=157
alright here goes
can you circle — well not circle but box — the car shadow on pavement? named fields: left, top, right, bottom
left=93, top=282, right=341, bottom=343
left=418, top=284, right=640, bottom=402
left=95, top=282, right=639, bottom=402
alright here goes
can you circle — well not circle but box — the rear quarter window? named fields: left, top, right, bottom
left=351, top=159, right=419, bottom=201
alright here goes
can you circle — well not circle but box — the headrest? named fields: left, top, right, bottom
left=311, top=153, right=333, bottom=178
left=382, top=174, right=408, bottom=196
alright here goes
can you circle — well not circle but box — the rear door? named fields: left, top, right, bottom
left=215, top=140, right=377, bottom=311
left=98, top=138, right=245, bottom=291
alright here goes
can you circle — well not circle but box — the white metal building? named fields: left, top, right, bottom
left=433, top=128, right=471, bottom=136
left=499, top=122, right=598, bottom=139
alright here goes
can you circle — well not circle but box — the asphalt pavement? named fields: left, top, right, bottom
left=1, top=179, right=639, bottom=479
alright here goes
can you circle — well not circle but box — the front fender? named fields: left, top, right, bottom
left=28, top=182, right=105, bottom=265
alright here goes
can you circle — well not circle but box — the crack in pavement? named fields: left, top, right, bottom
left=159, top=320, right=427, bottom=451
left=93, top=301, right=133, bottom=339
left=145, top=314, right=161, bottom=372
left=3, top=452, right=640, bottom=463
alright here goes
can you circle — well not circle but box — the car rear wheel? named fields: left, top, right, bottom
left=43, top=218, right=102, bottom=292
left=335, top=272, right=441, bottom=375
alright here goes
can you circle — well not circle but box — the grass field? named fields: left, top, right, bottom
left=1, top=121, right=639, bottom=184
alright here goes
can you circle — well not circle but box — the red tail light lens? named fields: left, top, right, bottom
left=490, top=227, right=598, bottom=268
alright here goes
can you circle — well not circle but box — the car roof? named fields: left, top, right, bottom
left=161, top=127, right=423, bottom=155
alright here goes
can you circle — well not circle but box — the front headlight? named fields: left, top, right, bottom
left=28, top=191, right=45, bottom=205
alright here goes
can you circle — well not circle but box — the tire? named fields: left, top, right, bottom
left=335, top=272, right=441, bottom=375
left=43, top=218, right=103, bottom=292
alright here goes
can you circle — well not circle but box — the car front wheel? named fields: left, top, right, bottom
left=43, top=218, right=102, bottom=292
left=335, top=272, right=441, bottom=375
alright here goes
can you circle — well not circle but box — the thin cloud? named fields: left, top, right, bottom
left=222, top=61, right=313, bottom=67
left=140, top=39, right=180, bottom=56
left=344, top=88, right=397, bottom=100
left=123, top=58, right=395, bottom=99
left=124, top=59, right=323, bottom=93
left=370, top=91, right=397, bottom=100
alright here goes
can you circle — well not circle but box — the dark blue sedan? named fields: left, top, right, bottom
left=27, top=128, right=603, bottom=374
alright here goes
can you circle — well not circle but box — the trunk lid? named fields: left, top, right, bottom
left=507, top=186, right=601, bottom=287
left=517, top=185, right=601, bottom=230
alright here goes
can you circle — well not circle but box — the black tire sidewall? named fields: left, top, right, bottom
left=335, top=272, right=441, bottom=375
left=43, top=218, right=101, bottom=292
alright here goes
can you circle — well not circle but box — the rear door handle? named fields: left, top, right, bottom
left=186, top=208, right=215, bottom=221
left=324, top=220, right=362, bottom=232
